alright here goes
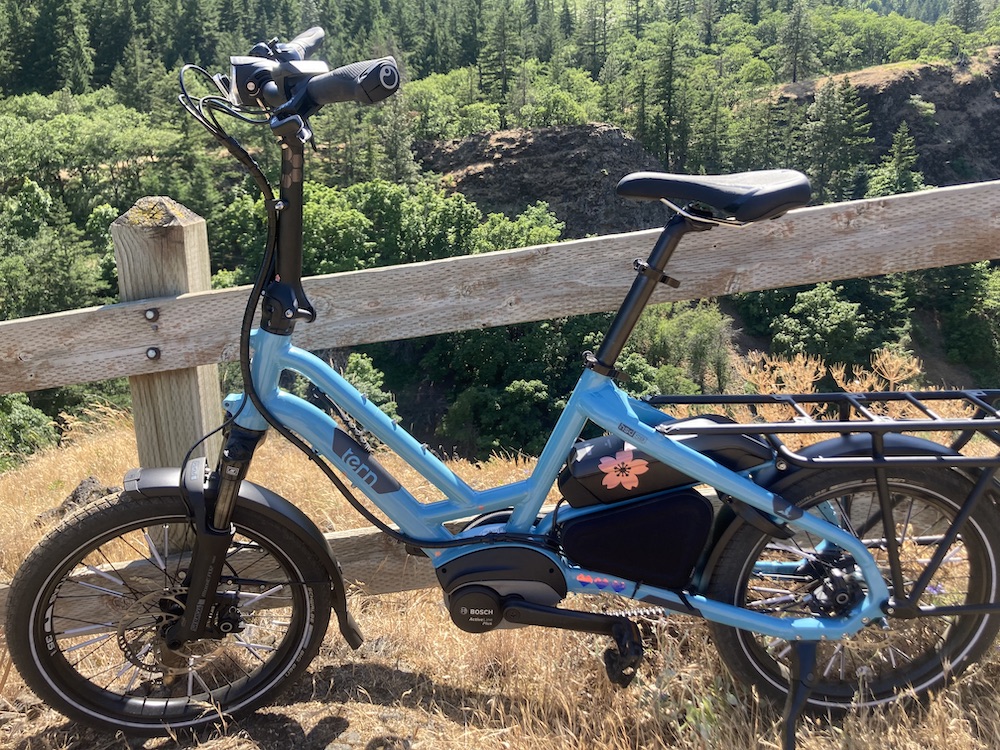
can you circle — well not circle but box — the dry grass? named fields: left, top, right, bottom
left=3, top=393, right=1000, bottom=750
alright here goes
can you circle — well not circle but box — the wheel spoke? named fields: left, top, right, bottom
left=708, top=469, right=1000, bottom=710
left=10, top=495, right=330, bottom=733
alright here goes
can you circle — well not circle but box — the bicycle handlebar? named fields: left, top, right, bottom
left=227, top=28, right=399, bottom=112
left=279, top=26, right=325, bottom=61
left=307, top=57, right=400, bottom=105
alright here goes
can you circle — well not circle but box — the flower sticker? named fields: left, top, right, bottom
left=598, top=450, right=649, bottom=491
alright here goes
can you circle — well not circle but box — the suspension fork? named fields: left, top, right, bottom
left=163, top=426, right=266, bottom=647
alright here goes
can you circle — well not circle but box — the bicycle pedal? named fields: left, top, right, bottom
left=604, top=619, right=644, bottom=687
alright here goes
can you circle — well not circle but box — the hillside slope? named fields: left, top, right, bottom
left=416, top=51, right=1000, bottom=241
left=415, top=124, right=668, bottom=239
left=783, top=48, right=1000, bottom=188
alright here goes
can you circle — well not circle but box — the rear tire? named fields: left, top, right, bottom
left=707, top=467, right=1000, bottom=711
left=6, top=491, right=332, bottom=735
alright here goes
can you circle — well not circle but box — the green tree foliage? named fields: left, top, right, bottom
left=429, top=300, right=738, bottom=456
left=771, top=282, right=875, bottom=365
left=905, top=263, right=1000, bottom=379
left=627, top=301, right=738, bottom=393
left=779, top=0, right=818, bottom=82
left=211, top=177, right=562, bottom=282
left=440, top=378, right=552, bottom=455
left=950, top=0, right=982, bottom=33
left=0, top=179, right=107, bottom=320
left=866, top=120, right=929, bottom=197
left=1, top=90, right=182, bottom=223
left=802, top=77, right=874, bottom=202
left=17, top=0, right=94, bottom=94
left=344, top=352, right=399, bottom=419
left=480, top=0, right=524, bottom=104
left=0, top=394, right=57, bottom=471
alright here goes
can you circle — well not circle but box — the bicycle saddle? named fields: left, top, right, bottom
left=616, top=169, right=811, bottom=223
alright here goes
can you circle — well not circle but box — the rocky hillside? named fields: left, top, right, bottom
left=783, top=47, right=1000, bottom=188
left=415, top=50, right=1000, bottom=241
left=414, top=124, right=667, bottom=239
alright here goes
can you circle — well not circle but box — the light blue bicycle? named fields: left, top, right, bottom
left=9, top=27, right=1000, bottom=750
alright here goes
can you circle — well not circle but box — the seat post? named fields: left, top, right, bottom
left=593, top=213, right=695, bottom=372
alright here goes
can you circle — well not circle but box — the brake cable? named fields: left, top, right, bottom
left=179, top=62, right=551, bottom=552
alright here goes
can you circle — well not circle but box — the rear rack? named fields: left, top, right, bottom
left=644, top=389, right=1000, bottom=470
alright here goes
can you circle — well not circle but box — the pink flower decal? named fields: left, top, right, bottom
left=598, top=450, right=649, bottom=491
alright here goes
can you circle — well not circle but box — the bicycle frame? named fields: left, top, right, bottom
left=206, top=107, right=884, bottom=651
left=224, top=324, right=891, bottom=642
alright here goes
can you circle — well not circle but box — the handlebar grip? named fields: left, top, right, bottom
left=278, top=26, right=325, bottom=61
left=307, top=56, right=400, bottom=105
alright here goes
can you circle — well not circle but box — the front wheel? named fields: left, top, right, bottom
left=6, top=491, right=332, bottom=735
left=707, top=467, right=1000, bottom=711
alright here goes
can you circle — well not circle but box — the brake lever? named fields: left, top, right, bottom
left=211, top=73, right=233, bottom=99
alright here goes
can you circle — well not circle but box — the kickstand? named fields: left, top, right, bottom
left=781, top=640, right=818, bottom=750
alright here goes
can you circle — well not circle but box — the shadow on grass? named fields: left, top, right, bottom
left=6, top=661, right=521, bottom=750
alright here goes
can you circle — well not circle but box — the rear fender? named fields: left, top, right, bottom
left=695, top=433, right=967, bottom=593
left=123, top=466, right=363, bottom=649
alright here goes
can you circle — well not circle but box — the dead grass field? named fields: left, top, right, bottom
left=3, top=404, right=1000, bottom=750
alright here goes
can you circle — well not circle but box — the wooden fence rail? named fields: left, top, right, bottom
left=4, top=181, right=1000, bottom=396
left=2, top=181, right=1000, bottom=617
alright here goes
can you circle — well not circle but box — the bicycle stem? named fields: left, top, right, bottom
left=259, top=135, right=315, bottom=335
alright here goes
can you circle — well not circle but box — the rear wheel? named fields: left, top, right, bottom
left=707, top=468, right=1000, bottom=711
left=6, top=492, right=332, bottom=735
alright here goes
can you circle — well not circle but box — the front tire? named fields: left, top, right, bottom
left=707, top=468, right=1000, bottom=711
left=6, top=491, right=332, bottom=735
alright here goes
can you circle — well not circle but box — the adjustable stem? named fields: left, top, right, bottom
left=260, top=135, right=315, bottom=334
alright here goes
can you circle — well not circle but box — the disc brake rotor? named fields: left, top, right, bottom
left=117, top=587, right=228, bottom=675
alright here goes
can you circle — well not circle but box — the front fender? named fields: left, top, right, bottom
left=696, top=433, right=967, bottom=592
left=123, top=466, right=363, bottom=649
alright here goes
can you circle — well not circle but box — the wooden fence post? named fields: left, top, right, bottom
left=110, top=197, right=222, bottom=467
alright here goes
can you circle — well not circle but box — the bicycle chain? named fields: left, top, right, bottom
left=607, top=605, right=672, bottom=622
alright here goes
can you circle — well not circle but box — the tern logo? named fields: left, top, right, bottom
left=332, top=431, right=401, bottom=495
left=617, top=423, right=646, bottom=443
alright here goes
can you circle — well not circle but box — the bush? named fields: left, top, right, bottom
left=0, top=393, right=57, bottom=471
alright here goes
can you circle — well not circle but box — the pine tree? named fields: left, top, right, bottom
left=577, top=0, right=602, bottom=76
left=654, top=23, right=686, bottom=168
left=534, top=0, right=559, bottom=61
left=111, top=34, right=167, bottom=112
left=169, top=0, right=221, bottom=68
left=779, top=0, right=816, bottom=83
left=866, top=121, right=929, bottom=197
left=456, top=0, right=485, bottom=66
left=23, top=0, right=95, bottom=93
left=376, top=93, right=420, bottom=183
left=803, top=78, right=874, bottom=202
left=89, top=0, right=137, bottom=88
left=559, top=0, right=574, bottom=36
left=950, top=0, right=981, bottom=32
left=3, top=0, right=38, bottom=93
left=0, top=3, right=11, bottom=94
left=698, top=0, right=718, bottom=45
left=479, top=0, right=522, bottom=103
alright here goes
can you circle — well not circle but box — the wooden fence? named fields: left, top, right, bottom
left=2, top=181, right=1000, bottom=612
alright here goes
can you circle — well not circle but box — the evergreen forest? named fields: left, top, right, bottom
left=3, top=0, right=1000, bottom=463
